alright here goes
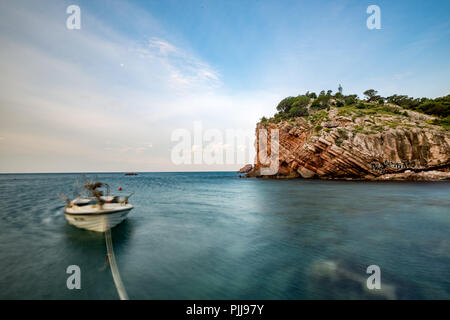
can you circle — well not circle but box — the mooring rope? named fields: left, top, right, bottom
left=105, top=227, right=129, bottom=300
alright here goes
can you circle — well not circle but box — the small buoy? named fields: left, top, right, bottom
left=118, top=187, right=122, bottom=191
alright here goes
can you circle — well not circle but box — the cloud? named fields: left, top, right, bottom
left=136, top=37, right=221, bottom=90
left=149, top=38, right=178, bottom=55
left=0, top=1, right=278, bottom=172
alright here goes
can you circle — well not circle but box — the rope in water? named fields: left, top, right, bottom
left=105, top=228, right=129, bottom=300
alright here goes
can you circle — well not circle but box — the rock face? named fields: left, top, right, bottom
left=237, top=164, right=253, bottom=173
left=247, top=108, right=450, bottom=181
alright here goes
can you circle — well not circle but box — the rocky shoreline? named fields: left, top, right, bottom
left=241, top=105, right=450, bottom=181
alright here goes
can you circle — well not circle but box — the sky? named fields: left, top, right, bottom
left=0, top=0, right=449, bottom=173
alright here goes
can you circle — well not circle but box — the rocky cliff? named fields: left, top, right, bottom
left=246, top=106, right=450, bottom=181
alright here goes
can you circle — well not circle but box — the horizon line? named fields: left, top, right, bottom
left=0, top=170, right=240, bottom=175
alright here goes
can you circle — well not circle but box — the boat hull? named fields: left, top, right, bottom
left=65, top=204, right=133, bottom=232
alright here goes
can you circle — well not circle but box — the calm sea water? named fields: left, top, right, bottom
left=0, top=172, right=449, bottom=299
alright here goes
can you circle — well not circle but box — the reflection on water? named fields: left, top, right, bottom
left=0, top=172, right=449, bottom=299
left=62, top=218, right=134, bottom=251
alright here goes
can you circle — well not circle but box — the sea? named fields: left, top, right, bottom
left=0, top=172, right=449, bottom=299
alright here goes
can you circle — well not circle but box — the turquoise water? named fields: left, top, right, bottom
left=0, top=172, right=449, bottom=299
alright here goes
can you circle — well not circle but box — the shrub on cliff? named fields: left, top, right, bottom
left=276, top=96, right=297, bottom=113
left=335, top=85, right=344, bottom=99
left=386, top=94, right=449, bottom=118
left=356, top=102, right=367, bottom=109
left=417, top=100, right=450, bottom=118
left=363, top=89, right=379, bottom=102
left=310, top=99, right=327, bottom=110
left=289, top=106, right=309, bottom=117
left=276, top=95, right=311, bottom=114
left=344, top=94, right=358, bottom=106
left=386, top=94, right=421, bottom=108
left=440, top=116, right=450, bottom=130
left=293, top=96, right=310, bottom=108
left=382, top=105, right=402, bottom=115
left=268, top=90, right=449, bottom=129
left=310, top=92, right=332, bottom=109
left=272, top=112, right=289, bottom=122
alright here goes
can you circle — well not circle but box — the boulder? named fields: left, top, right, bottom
left=238, top=164, right=253, bottom=173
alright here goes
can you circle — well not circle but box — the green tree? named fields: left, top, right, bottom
left=417, top=100, right=450, bottom=117
left=289, top=106, right=308, bottom=117
left=292, top=95, right=310, bottom=108
left=363, top=89, right=378, bottom=101
left=335, top=84, right=343, bottom=99
left=276, top=96, right=297, bottom=114
left=344, top=94, right=358, bottom=105
left=311, top=99, right=327, bottom=110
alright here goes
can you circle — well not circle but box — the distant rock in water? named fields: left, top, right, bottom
left=238, top=164, right=253, bottom=173
left=247, top=106, right=450, bottom=181
left=125, top=173, right=138, bottom=176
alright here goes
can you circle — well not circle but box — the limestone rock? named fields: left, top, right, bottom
left=247, top=108, right=450, bottom=181
left=237, top=164, right=253, bottom=173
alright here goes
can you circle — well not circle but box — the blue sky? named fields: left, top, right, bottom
left=0, top=0, right=449, bottom=172
left=104, top=0, right=450, bottom=96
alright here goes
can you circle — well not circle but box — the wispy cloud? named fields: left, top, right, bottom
left=149, top=38, right=178, bottom=55
left=0, top=1, right=236, bottom=172
left=135, top=37, right=221, bottom=90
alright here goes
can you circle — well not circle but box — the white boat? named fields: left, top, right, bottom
left=60, top=180, right=134, bottom=232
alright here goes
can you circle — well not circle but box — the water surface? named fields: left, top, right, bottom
left=0, top=172, right=449, bottom=299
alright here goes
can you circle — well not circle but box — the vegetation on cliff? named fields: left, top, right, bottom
left=250, top=86, right=450, bottom=181
left=260, top=86, right=449, bottom=130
